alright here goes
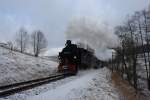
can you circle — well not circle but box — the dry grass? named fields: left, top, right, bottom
left=111, top=72, right=148, bottom=100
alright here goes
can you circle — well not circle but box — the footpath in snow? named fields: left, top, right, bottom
left=28, top=68, right=120, bottom=100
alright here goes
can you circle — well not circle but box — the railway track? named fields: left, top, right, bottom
left=0, top=73, right=70, bottom=97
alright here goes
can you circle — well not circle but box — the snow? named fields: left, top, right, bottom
left=27, top=68, right=119, bottom=100
left=0, top=47, right=58, bottom=86
left=0, top=46, right=120, bottom=100
left=0, top=70, right=91, bottom=100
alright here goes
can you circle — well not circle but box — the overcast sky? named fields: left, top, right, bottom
left=0, top=0, right=150, bottom=51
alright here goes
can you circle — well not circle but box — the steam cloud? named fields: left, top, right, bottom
left=65, top=17, right=118, bottom=60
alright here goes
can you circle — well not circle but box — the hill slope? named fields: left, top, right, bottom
left=0, top=47, right=58, bottom=86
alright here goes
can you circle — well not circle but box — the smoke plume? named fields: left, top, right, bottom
left=65, top=17, right=118, bottom=60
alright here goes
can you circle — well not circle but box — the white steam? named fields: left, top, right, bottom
left=65, top=17, right=118, bottom=60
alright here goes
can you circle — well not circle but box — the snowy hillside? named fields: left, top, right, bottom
left=0, top=47, right=58, bottom=86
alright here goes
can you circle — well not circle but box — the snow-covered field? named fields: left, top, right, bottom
left=1, top=68, right=120, bottom=100
left=0, top=47, right=58, bottom=86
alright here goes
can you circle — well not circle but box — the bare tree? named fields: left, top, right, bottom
left=113, top=5, right=150, bottom=91
left=15, top=27, right=29, bottom=53
left=142, top=9, right=150, bottom=91
left=134, top=11, right=149, bottom=80
left=114, top=17, right=138, bottom=90
left=31, top=30, right=47, bottom=57
left=127, top=18, right=138, bottom=89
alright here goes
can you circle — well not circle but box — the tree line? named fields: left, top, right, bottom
left=112, top=6, right=150, bottom=91
left=8, top=27, right=47, bottom=57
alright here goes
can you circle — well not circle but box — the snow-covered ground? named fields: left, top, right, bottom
left=0, top=68, right=120, bottom=100
left=28, top=68, right=120, bottom=100
left=0, top=47, right=58, bottom=86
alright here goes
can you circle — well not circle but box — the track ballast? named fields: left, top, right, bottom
left=0, top=73, right=70, bottom=97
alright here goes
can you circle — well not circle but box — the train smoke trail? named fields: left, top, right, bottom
left=65, top=17, right=118, bottom=60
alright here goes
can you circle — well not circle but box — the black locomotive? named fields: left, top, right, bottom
left=58, top=40, right=101, bottom=74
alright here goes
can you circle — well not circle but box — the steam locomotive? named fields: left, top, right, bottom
left=58, top=40, right=101, bottom=75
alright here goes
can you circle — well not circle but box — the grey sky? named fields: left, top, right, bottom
left=0, top=0, right=149, bottom=49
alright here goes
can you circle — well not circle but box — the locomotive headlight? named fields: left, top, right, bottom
left=74, top=56, right=77, bottom=59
